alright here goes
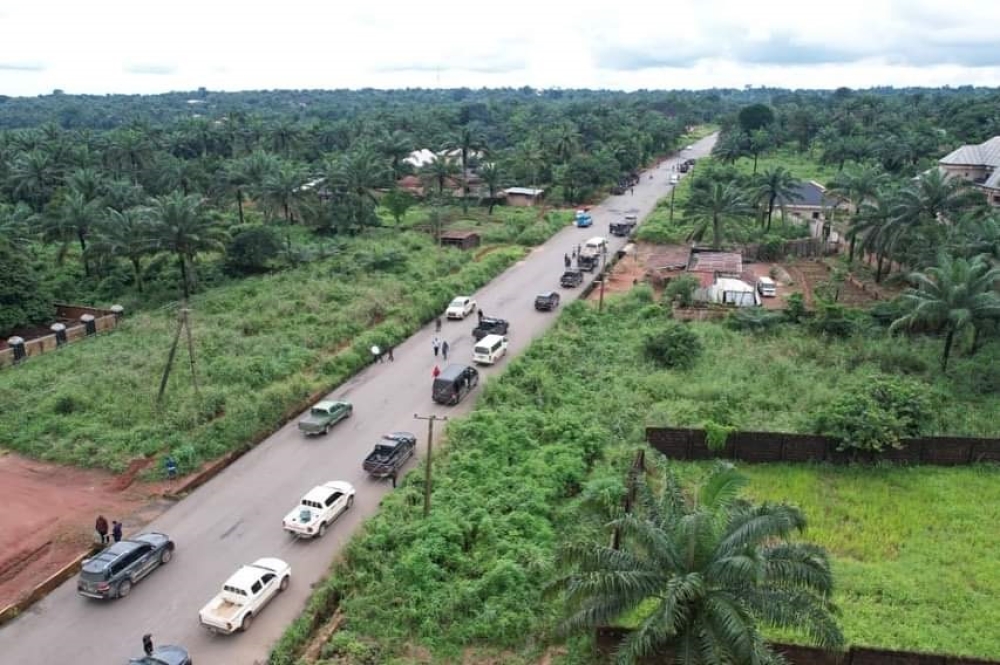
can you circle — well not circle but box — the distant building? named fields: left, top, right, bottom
left=938, top=136, right=1000, bottom=206
left=503, top=187, right=545, bottom=207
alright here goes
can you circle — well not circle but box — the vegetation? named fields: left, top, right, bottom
left=555, top=461, right=843, bottom=664
left=271, top=291, right=1000, bottom=664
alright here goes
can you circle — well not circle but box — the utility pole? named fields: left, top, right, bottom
left=598, top=247, right=608, bottom=313
left=669, top=185, right=676, bottom=225
left=156, top=304, right=200, bottom=409
left=413, top=413, right=448, bottom=517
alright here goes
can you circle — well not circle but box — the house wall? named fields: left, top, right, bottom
left=941, top=163, right=990, bottom=182
left=505, top=194, right=537, bottom=207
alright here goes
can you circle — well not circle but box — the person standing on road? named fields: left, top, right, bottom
left=143, top=634, right=154, bottom=657
left=112, top=520, right=123, bottom=543
left=435, top=317, right=442, bottom=332
left=432, top=365, right=441, bottom=379
left=432, top=337, right=440, bottom=357
left=95, top=515, right=109, bottom=545
left=564, top=253, right=571, bottom=268
left=387, top=346, right=394, bottom=362
left=477, top=309, right=484, bottom=323
left=441, top=340, right=449, bottom=360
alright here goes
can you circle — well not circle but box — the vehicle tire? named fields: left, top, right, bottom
left=347, top=495, right=355, bottom=509
left=241, top=613, right=253, bottom=632
left=117, top=579, right=132, bottom=598
left=323, top=424, right=330, bottom=435
left=279, top=575, right=290, bottom=592
left=318, top=522, right=327, bottom=537
left=160, top=547, right=173, bottom=564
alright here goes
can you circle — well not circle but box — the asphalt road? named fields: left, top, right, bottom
left=0, top=134, right=716, bottom=665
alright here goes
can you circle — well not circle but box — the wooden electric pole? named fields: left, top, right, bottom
left=413, top=413, right=447, bottom=517
left=156, top=305, right=200, bottom=408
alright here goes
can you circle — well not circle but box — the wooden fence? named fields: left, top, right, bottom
left=596, top=628, right=998, bottom=665
left=0, top=304, right=120, bottom=370
left=646, top=427, right=1000, bottom=465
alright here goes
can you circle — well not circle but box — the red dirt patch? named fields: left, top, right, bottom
left=0, top=452, right=172, bottom=608
left=586, top=243, right=657, bottom=300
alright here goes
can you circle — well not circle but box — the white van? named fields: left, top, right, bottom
left=581, top=236, right=608, bottom=257
left=472, top=334, right=508, bottom=365
left=756, top=276, right=777, bottom=297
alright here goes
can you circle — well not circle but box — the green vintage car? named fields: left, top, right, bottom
left=297, top=400, right=353, bottom=436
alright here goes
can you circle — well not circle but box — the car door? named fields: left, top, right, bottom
left=130, top=543, right=157, bottom=581
left=326, top=491, right=347, bottom=519
left=258, top=572, right=278, bottom=606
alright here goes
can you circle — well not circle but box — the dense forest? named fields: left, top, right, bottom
left=1, top=86, right=999, bottom=336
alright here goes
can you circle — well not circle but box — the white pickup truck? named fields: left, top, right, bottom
left=282, top=480, right=355, bottom=538
left=198, top=558, right=290, bottom=634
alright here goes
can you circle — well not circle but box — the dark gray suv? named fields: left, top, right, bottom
left=78, top=532, right=175, bottom=599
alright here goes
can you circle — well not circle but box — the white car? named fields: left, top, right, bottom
left=199, top=558, right=290, bottom=634
left=446, top=296, right=477, bottom=320
left=282, top=481, right=355, bottom=538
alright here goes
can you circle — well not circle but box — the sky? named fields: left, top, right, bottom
left=1, top=0, right=999, bottom=97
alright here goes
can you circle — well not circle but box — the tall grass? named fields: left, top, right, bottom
left=271, top=290, right=1000, bottom=663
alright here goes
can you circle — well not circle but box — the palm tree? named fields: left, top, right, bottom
left=259, top=161, right=306, bottom=224
left=50, top=190, right=100, bottom=275
left=379, top=130, right=414, bottom=180
left=825, top=163, right=887, bottom=262
left=711, top=132, right=746, bottom=165
left=107, top=128, right=152, bottom=184
left=550, top=121, right=582, bottom=164
left=328, top=148, right=390, bottom=232
left=223, top=159, right=251, bottom=226
left=9, top=149, right=60, bottom=212
left=853, top=188, right=898, bottom=282
left=753, top=166, right=802, bottom=231
left=146, top=192, right=228, bottom=299
left=0, top=202, right=36, bottom=250
left=890, top=252, right=1000, bottom=371
left=479, top=162, right=503, bottom=215
left=88, top=208, right=155, bottom=291
left=421, top=152, right=460, bottom=196
left=685, top=182, right=749, bottom=250
left=513, top=138, right=546, bottom=192
left=554, top=461, right=843, bottom=665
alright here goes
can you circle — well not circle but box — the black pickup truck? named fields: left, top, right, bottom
left=473, top=316, right=510, bottom=341
left=560, top=269, right=584, bottom=288
left=362, top=432, right=417, bottom=479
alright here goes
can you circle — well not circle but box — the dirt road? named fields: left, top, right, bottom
left=0, top=135, right=717, bottom=665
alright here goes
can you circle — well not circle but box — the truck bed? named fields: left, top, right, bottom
left=201, top=597, right=244, bottom=626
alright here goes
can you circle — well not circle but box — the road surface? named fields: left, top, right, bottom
left=0, top=135, right=716, bottom=665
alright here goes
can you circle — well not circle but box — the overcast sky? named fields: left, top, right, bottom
left=2, top=0, right=999, bottom=97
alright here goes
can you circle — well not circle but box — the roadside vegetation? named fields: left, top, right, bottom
left=270, top=289, right=1000, bottom=664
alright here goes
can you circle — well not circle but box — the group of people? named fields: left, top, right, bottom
left=94, top=515, right=123, bottom=545
left=370, top=344, right=395, bottom=364
left=564, top=244, right=585, bottom=268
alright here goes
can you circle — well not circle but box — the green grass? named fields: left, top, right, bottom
left=270, top=289, right=1000, bottom=664
left=734, top=146, right=842, bottom=184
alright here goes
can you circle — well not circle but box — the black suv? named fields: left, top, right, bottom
left=78, top=532, right=175, bottom=599
left=560, top=269, right=584, bottom=288
left=472, top=316, right=510, bottom=341
left=534, top=291, right=561, bottom=311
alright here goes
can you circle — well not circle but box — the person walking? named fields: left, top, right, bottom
left=432, top=337, right=440, bottom=357
left=435, top=317, right=442, bottom=332
left=387, top=346, right=394, bottom=362
left=143, top=634, right=154, bottom=657
left=477, top=309, right=484, bottom=323
left=441, top=340, right=449, bottom=360
left=564, top=253, right=571, bottom=268
left=371, top=345, right=382, bottom=364
left=432, top=364, right=441, bottom=379
left=112, top=520, right=123, bottom=543
left=95, top=515, right=109, bottom=545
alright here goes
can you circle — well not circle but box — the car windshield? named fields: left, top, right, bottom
left=449, top=298, right=465, bottom=307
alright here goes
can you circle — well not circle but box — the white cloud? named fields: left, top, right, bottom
left=0, top=0, right=998, bottom=96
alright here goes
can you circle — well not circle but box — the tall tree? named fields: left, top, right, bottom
left=0, top=202, right=37, bottom=250
left=554, top=461, right=843, bottom=665
left=88, top=208, right=155, bottom=291
left=753, top=166, right=801, bottom=231
left=9, top=149, right=60, bottom=212
left=891, top=252, right=1000, bottom=371
left=421, top=152, right=460, bottom=196
left=329, top=148, right=390, bottom=232
left=479, top=162, right=503, bottom=215
left=685, top=182, right=748, bottom=250
left=825, top=163, right=887, bottom=261
left=259, top=161, right=306, bottom=224
left=379, top=129, right=414, bottom=180
left=146, top=192, right=228, bottom=299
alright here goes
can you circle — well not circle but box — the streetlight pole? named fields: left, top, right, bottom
left=413, top=413, right=447, bottom=517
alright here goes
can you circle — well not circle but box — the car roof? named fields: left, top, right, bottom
left=536, top=291, right=557, bottom=297
left=382, top=431, right=415, bottom=442
left=303, top=481, right=353, bottom=502
left=228, top=558, right=288, bottom=587
left=82, top=537, right=157, bottom=572
left=313, top=400, right=345, bottom=410
left=475, top=334, right=506, bottom=344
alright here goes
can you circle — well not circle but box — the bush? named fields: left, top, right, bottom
left=225, top=225, right=282, bottom=274
left=814, top=377, right=933, bottom=455
left=0, top=242, right=53, bottom=333
left=726, top=308, right=785, bottom=332
left=643, top=323, right=703, bottom=369
left=664, top=274, right=700, bottom=307
left=784, top=292, right=807, bottom=323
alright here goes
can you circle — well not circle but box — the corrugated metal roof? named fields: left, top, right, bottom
left=939, top=137, right=1000, bottom=167
left=504, top=187, right=545, bottom=196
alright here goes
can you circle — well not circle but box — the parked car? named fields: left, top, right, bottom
left=534, top=291, right=561, bottom=311
left=756, top=276, right=777, bottom=297
left=473, top=316, right=509, bottom=341
left=610, top=184, right=625, bottom=195
left=446, top=296, right=477, bottom=320
left=297, top=400, right=352, bottom=436
left=77, top=532, right=175, bottom=600
left=199, top=558, right=290, bottom=634
left=610, top=215, right=637, bottom=237
left=574, top=209, right=593, bottom=228
left=282, top=481, right=355, bottom=538
left=128, top=644, right=192, bottom=665
left=577, top=254, right=599, bottom=273
left=669, top=174, right=680, bottom=185
left=560, top=269, right=584, bottom=288
left=432, top=364, right=480, bottom=405
left=363, top=432, right=417, bottom=478
left=473, top=334, right=509, bottom=365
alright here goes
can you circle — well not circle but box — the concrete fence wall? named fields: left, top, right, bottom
left=0, top=304, right=120, bottom=370
left=645, top=427, right=1000, bottom=465
left=595, top=627, right=999, bottom=665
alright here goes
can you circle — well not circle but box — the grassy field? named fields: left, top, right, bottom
left=0, top=229, right=533, bottom=473
left=269, top=289, right=1000, bottom=664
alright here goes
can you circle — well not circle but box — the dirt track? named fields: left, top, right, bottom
left=0, top=452, right=171, bottom=608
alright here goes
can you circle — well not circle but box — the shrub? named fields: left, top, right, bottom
left=814, top=377, right=933, bottom=455
left=664, top=274, right=700, bottom=307
left=785, top=292, right=807, bottom=323
left=726, top=308, right=785, bottom=332
left=225, top=225, right=282, bottom=274
left=643, top=323, right=703, bottom=369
